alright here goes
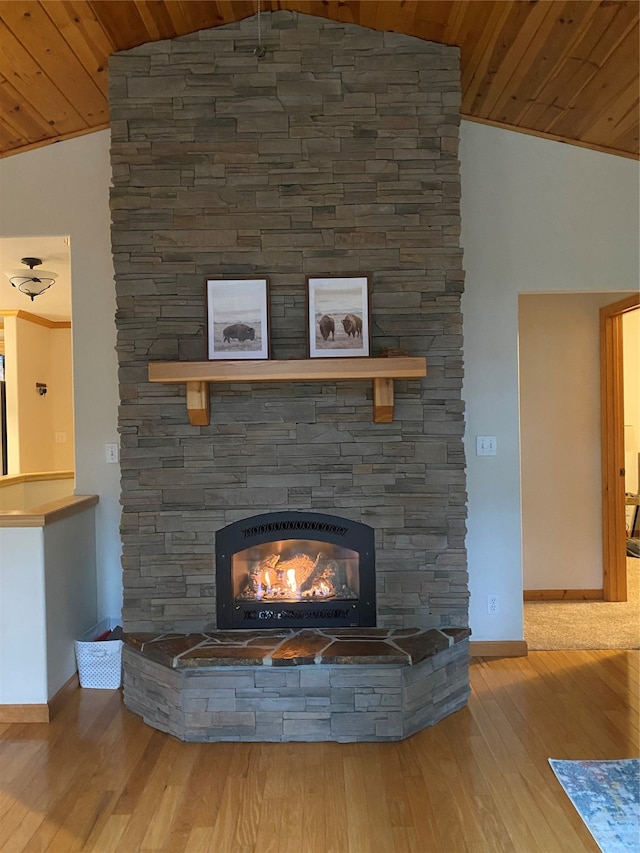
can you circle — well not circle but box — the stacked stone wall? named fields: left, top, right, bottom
left=109, top=11, right=467, bottom=633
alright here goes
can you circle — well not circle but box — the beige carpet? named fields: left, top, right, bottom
left=524, top=557, right=640, bottom=650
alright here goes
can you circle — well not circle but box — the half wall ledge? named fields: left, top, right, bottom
left=122, top=626, right=471, bottom=743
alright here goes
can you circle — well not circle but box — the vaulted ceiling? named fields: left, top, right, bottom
left=0, top=0, right=638, bottom=160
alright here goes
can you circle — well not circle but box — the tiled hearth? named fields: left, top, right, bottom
left=123, top=627, right=470, bottom=742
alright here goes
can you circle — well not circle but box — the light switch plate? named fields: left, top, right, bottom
left=105, top=443, right=120, bottom=463
left=476, top=436, right=497, bottom=456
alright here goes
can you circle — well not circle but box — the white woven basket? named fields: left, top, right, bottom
left=74, top=639, right=123, bottom=689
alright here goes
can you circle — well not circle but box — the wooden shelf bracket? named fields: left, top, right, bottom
left=372, top=377, right=394, bottom=423
left=185, top=381, right=210, bottom=426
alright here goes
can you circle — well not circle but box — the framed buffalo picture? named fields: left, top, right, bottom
left=206, top=278, right=270, bottom=360
left=307, top=275, right=371, bottom=358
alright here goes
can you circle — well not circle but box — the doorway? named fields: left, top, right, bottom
left=0, top=235, right=73, bottom=477
left=601, top=294, right=640, bottom=601
left=519, top=292, right=640, bottom=650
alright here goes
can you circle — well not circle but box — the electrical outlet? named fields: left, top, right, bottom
left=488, top=594, right=499, bottom=614
left=476, top=435, right=497, bottom=456
left=105, top=443, right=119, bottom=464
left=55, top=431, right=66, bottom=444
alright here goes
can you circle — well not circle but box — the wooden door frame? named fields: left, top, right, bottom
left=600, top=294, right=639, bottom=600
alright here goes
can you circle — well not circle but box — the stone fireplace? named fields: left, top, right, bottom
left=110, top=10, right=469, bottom=741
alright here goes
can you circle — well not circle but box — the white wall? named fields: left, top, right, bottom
left=0, top=528, right=47, bottom=703
left=0, top=131, right=122, bottom=620
left=0, top=507, right=98, bottom=704
left=519, top=292, right=630, bottom=591
left=460, top=122, right=639, bottom=641
left=44, top=509, right=98, bottom=698
left=1, top=124, right=638, bottom=644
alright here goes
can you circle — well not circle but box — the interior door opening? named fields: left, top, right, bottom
left=601, top=296, right=640, bottom=601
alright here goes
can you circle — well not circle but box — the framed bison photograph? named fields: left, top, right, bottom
left=307, top=275, right=371, bottom=358
left=206, top=278, right=270, bottom=360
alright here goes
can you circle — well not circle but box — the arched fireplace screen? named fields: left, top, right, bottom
left=215, top=512, right=376, bottom=629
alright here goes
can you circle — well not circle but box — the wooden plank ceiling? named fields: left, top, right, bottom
left=0, top=0, right=637, bottom=160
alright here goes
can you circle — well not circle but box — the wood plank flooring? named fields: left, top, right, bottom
left=0, top=650, right=637, bottom=852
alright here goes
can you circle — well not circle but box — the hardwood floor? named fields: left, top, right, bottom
left=1, top=650, right=638, bottom=852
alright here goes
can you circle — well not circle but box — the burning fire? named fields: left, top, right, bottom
left=286, top=569, right=297, bottom=595
left=247, top=551, right=337, bottom=601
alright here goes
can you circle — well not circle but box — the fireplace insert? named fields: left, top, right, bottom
left=216, top=511, right=376, bottom=629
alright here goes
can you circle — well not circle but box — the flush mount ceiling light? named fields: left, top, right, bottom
left=6, top=257, right=58, bottom=301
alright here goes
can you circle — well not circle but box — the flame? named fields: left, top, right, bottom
left=239, top=547, right=346, bottom=602
left=286, top=568, right=298, bottom=594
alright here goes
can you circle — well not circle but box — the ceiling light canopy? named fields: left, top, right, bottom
left=6, top=257, right=58, bottom=301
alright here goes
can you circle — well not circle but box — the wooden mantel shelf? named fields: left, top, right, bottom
left=148, top=357, right=427, bottom=425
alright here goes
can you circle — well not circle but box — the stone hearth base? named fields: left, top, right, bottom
left=123, top=627, right=470, bottom=742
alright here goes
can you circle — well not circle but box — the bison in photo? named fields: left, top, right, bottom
left=223, top=323, right=255, bottom=344
left=319, top=314, right=335, bottom=341
left=342, top=313, right=363, bottom=338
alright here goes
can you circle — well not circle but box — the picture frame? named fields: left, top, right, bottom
left=307, top=275, right=371, bottom=358
left=206, top=278, right=270, bottom=360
